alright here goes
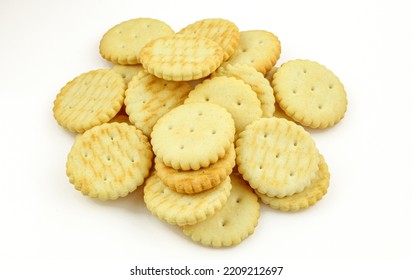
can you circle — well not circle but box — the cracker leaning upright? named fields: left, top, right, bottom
left=66, top=122, right=153, bottom=200
left=236, top=117, right=319, bottom=198
left=151, top=102, right=235, bottom=171
left=140, top=35, right=225, bottom=81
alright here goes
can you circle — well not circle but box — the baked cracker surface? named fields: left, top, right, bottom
left=144, top=174, right=232, bottom=226
left=66, top=122, right=153, bottom=200
left=140, top=35, right=224, bottom=81
left=257, top=154, right=330, bottom=211
left=236, top=117, right=319, bottom=197
left=273, top=59, right=347, bottom=128
left=53, top=69, right=125, bottom=133
left=178, top=18, right=240, bottom=61
left=213, top=64, right=275, bottom=117
left=151, top=102, right=235, bottom=171
left=224, top=30, right=281, bottom=74
left=99, top=18, right=174, bottom=65
left=182, top=174, right=260, bottom=247
left=125, top=71, right=191, bottom=137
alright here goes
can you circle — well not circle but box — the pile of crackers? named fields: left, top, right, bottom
left=53, top=18, right=347, bottom=247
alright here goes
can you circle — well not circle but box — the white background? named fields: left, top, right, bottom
left=1, top=0, right=411, bottom=278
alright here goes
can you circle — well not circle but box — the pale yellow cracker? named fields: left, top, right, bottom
left=124, top=71, right=191, bottom=137
left=265, top=65, right=278, bottom=85
left=182, top=174, right=260, bottom=247
left=177, top=18, right=239, bottom=61
left=257, top=154, right=330, bottom=211
left=53, top=69, right=125, bottom=133
left=151, top=102, right=235, bottom=171
left=66, top=122, right=153, bottom=200
left=140, top=34, right=224, bottom=81
left=184, top=76, right=262, bottom=134
left=236, top=117, right=319, bottom=198
left=272, top=59, right=348, bottom=128
left=99, top=18, right=174, bottom=65
left=143, top=174, right=232, bottom=226
left=213, top=64, right=275, bottom=117
left=155, top=144, right=236, bottom=194
left=224, top=30, right=281, bottom=74
left=111, top=64, right=144, bottom=85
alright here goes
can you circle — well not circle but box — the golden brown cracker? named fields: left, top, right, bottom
left=124, top=71, right=191, bottom=137
left=155, top=144, right=236, bottom=194
left=178, top=18, right=239, bottom=61
left=140, top=35, right=225, bottom=81
left=66, top=122, right=153, bottom=200
left=53, top=69, right=125, bottom=133
left=144, top=174, right=232, bottom=226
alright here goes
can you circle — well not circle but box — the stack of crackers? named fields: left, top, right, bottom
left=53, top=17, right=347, bottom=247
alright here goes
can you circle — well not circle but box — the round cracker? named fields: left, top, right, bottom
left=177, top=18, right=240, bottom=61
left=151, top=102, right=235, bottom=171
left=224, top=30, right=281, bottom=74
left=272, top=59, right=348, bottom=128
left=99, top=18, right=174, bottom=65
left=257, top=154, right=330, bottom=211
left=182, top=174, right=260, bottom=247
left=125, top=71, right=191, bottom=137
left=185, top=76, right=262, bottom=134
left=66, top=122, right=153, bottom=200
left=236, top=117, right=319, bottom=198
left=140, top=35, right=225, bottom=81
left=213, top=64, right=275, bottom=117
left=155, top=144, right=236, bottom=194
left=53, top=69, right=125, bottom=133
left=144, top=174, right=232, bottom=226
